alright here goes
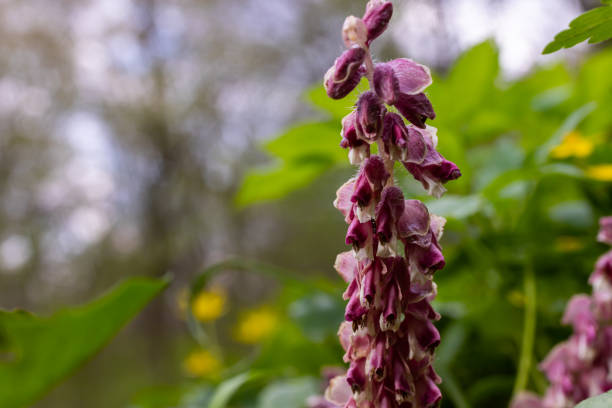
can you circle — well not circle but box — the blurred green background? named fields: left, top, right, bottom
left=0, top=0, right=610, bottom=407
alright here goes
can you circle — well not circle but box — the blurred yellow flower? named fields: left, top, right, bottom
left=550, top=131, right=594, bottom=159
left=192, top=287, right=226, bottom=322
left=234, top=307, right=279, bottom=344
left=555, top=236, right=583, bottom=252
left=183, top=350, right=221, bottom=378
left=586, top=164, right=612, bottom=181
left=507, top=290, right=525, bottom=307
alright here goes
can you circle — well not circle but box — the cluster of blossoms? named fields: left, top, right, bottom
left=312, top=1, right=461, bottom=407
left=513, top=217, right=612, bottom=408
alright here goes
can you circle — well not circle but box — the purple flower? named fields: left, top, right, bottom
left=355, top=91, right=386, bottom=143
left=373, top=59, right=434, bottom=128
left=381, top=113, right=427, bottom=163
left=402, top=126, right=461, bottom=198
left=510, top=392, right=544, bottom=408
left=375, top=186, right=405, bottom=245
left=340, top=112, right=369, bottom=165
left=373, top=59, right=433, bottom=104
left=324, top=46, right=366, bottom=100
left=351, top=155, right=390, bottom=222
left=362, top=0, right=393, bottom=44
left=598, top=216, right=612, bottom=245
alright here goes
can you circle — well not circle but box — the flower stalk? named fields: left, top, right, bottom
left=317, top=2, right=461, bottom=407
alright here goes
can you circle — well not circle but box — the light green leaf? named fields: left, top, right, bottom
left=430, top=41, right=499, bottom=124
left=576, top=390, right=612, bottom=407
left=264, top=122, right=344, bottom=163
left=0, top=277, right=168, bottom=408
left=236, top=161, right=330, bottom=207
left=543, top=4, right=612, bottom=54
left=306, top=78, right=369, bottom=120
left=426, top=195, right=483, bottom=220
left=289, top=292, right=344, bottom=342
left=256, top=377, right=319, bottom=408
left=208, top=371, right=263, bottom=408
left=236, top=121, right=346, bottom=207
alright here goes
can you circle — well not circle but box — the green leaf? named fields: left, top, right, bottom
left=430, top=41, right=499, bottom=125
left=264, top=122, right=345, bottom=163
left=288, top=292, right=344, bottom=342
left=256, top=377, right=319, bottom=408
left=306, top=78, right=369, bottom=120
left=208, top=371, right=263, bottom=408
left=236, top=121, right=345, bottom=207
left=543, top=4, right=612, bottom=54
left=576, top=390, right=612, bottom=407
left=236, top=161, right=330, bottom=207
left=426, top=195, right=483, bottom=220
left=0, top=277, right=168, bottom=408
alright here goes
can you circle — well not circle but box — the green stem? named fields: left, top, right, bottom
left=512, top=262, right=537, bottom=396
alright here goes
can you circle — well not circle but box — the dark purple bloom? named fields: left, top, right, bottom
left=402, top=126, right=461, bottom=198
left=346, top=358, right=367, bottom=392
left=373, top=59, right=433, bottom=104
left=373, top=59, right=434, bottom=128
left=362, top=0, right=393, bottom=44
left=340, top=112, right=369, bottom=165
left=375, top=186, right=405, bottom=243
left=394, top=93, right=436, bottom=129
left=355, top=91, right=386, bottom=143
left=381, top=113, right=427, bottom=163
left=324, top=46, right=366, bottom=100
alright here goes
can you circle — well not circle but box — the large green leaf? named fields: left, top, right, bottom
left=543, top=3, right=612, bottom=54
left=256, top=377, right=319, bottom=408
left=0, top=277, right=168, bottom=408
left=576, top=390, right=612, bottom=407
left=236, top=121, right=344, bottom=207
left=430, top=41, right=499, bottom=127
left=208, top=372, right=263, bottom=408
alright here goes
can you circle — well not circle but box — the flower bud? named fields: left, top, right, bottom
left=363, top=0, right=393, bottom=44
left=366, top=334, right=386, bottom=381
left=324, top=46, right=366, bottom=100
left=381, top=113, right=427, bottom=163
left=335, top=251, right=358, bottom=283
left=375, top=187, right=405, bottom=243
left=415, top=374, right=442, bottom=408
left=346, top=358, right=367, bottom=392
left=355, top=91, right=385, bottom=143
left=340, top=112, right=369, bottom=165
left=396, top=199, right=430, bottom=241
left=381, top=281, right=400, bottom=331
left=345, top=289, right=367, bottom=322
left=598, top=216, right=612, bottom=245
left=360, top=259, right=379, bottom=307
left=342, top=16, right=368, bottom=48
left=324, top=375, right=352, bottom=407
left=394, top=93, right=435, bottom=129
left=402, top=126, right=461, bottom=198
left=510, top=393, right=545, bottom=408
left=393, top=357, right=415, bottom=403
